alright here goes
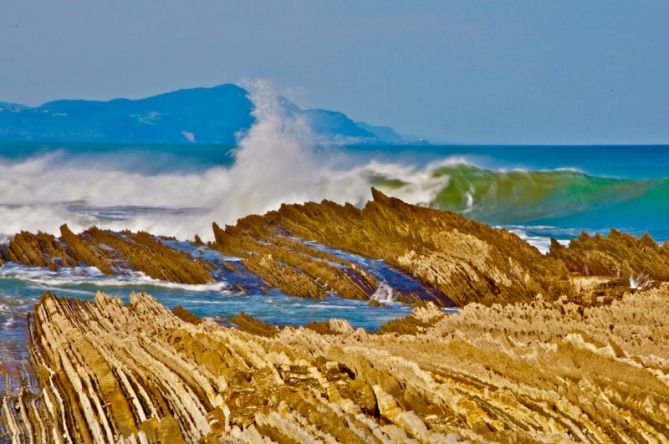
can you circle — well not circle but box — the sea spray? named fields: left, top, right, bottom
left=213, top=80, right=321, bottom=221
left=0, top=83, right=451, bottom=239
left=1, top=88, right=669, bottom=243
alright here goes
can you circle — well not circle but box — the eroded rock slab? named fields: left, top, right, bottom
left=550, top=229, right=669, bottom=286
left=0, top=225, right=215, bottom=285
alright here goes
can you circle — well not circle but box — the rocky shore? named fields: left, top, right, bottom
left=3, top=189, right=666, bottom=307
left=2, top=190, right=669, bottom=442
left=2, top=287, right=669, bottom=442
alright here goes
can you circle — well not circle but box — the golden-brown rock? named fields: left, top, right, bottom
left=83, top=227, right=216, bottom=284
left=3, top=231, right=77, bottom=270
left=230, top=312, right=280, bottom=337
left=3, top=288, right=669, bottom=442
left=60, top=223, right=114, bottom=274
left=550, top=229, right=669, bottom=287
left=5, top=225, right=215, bottom=285
left=213, top=188, right=571, bottom=306
left=173, top=305, right=204, bottom=325
left=213, top=222, right=379, bottom=301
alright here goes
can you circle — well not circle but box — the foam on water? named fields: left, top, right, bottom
left=2, top=148, right=668, bottom=250
left=503, top=226, right=572, bottom=254
left=0, top=263, right=229, bottom=292
left=0, top=85, right=449, bottom=240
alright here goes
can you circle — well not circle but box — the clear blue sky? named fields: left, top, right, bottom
left=1, top=0, right=668, bottom=144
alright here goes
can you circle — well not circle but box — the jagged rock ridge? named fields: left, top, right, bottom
left=212, top=189, right=573, bottom=306
left=1, top=225, right=214, bottom=284
left=4, top=189, right=669, bottom=307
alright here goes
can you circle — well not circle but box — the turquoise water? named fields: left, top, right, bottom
left=3, top=142, right=668, bottom=239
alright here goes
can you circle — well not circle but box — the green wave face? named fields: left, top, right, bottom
left=369, top=175, right=408, bottom=190
left=428, top=164, right=660, bottom=224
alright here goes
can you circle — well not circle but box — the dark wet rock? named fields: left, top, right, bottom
left=231, top=312, right=280, bottom=337
left=173, top=305, right=204, bottom=325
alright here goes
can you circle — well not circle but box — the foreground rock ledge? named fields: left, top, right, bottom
left=3, top=289, right=669, bottom=443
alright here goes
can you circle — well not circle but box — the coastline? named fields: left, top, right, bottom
left=2, top=190, right=669, bottom=441
left=3, top=285, right=669, bottom=441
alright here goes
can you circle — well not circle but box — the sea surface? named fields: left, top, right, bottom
left=1, top=141, right=668, bottom=373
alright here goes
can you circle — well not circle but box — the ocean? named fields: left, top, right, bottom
left=3, top=142, right=668, bottom=243
left=1, top=141, right=668, bottom=369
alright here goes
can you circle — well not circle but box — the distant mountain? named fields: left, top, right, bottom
left=0, top=84, right=424, bottom=145
left=0, top=102, right=28, bottom=112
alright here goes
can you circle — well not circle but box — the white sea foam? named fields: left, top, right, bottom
left=370, top=281, right=396, bottom=304
left=0, top=82, right=454, bottom=240
left=504, top=226, right=571, bottom=254
left=0, top=263, right=228, bottom=291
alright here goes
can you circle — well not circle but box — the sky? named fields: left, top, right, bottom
left=1, top=0, right=668, bottom=144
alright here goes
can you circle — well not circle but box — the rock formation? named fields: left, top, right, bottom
left=211, top=189, right=572, bottom=306
left=3, top=190, right=669, bottom=307
left=3, top=191, right=669, bottom=441
left=0, top=225, right=214, bottom=285
left=2, top=231, right=78, bottom=270
left=549, top=229, right=669, bottom=287
left=3, top=288, right=669, bottom=442
left=211, top=222, right=383, bottom=301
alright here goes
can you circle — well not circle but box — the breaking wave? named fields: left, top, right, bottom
left=0, top=83, right=450, bottom=239
left=429, top=164, right=669, bottom=227
left=1, top=82, right=667, bottom=243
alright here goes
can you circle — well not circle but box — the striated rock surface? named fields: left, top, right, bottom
left=212, top=222, right=382, bottom=301
left=5, top=191, right=669, bottom=305
left=1, top=231, right=78, bottom=270
left=212, top=189, right=571, bottom=306
left=74, top=227, right=215, bottom=284
left=550, top=229, right=669, bottom=287
left=1, top=225, right=215, bottom=285
left=3, top=288, right=669, bottom=442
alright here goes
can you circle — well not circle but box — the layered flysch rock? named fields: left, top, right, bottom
left=3, top=190, right=669, bottom=306
left=3, top=288, right=669, bottom=442
left=212, top=189, right=573, bottom=306
left=0, top=225, right=215, bottom=285
left=549, top=229, right=669, bottom=286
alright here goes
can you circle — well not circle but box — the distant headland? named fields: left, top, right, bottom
left=0, top=84, right=426, bottom=145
